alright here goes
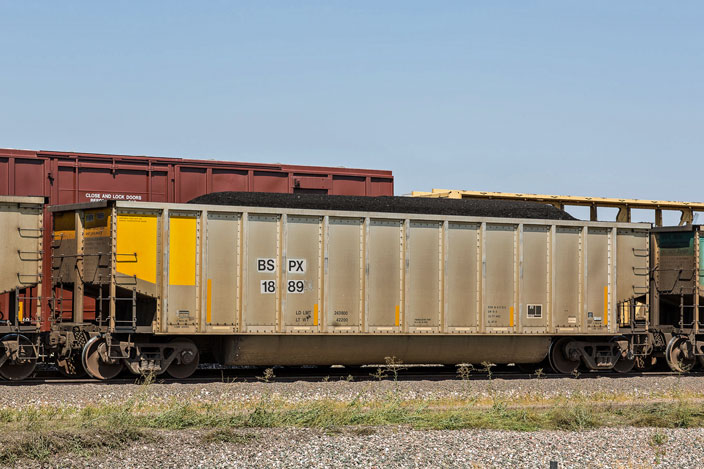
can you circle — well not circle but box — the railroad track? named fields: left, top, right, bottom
left=5, top=365, right=702, bottom=386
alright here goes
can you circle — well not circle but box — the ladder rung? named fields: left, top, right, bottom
left=17, top=227, right=43, bottom=238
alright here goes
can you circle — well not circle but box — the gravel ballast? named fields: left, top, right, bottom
left=2, top=376, right=704, bottom=468
left=22, top=427, right=704, bottom=468
left=1, top=375, right=702, bottom=408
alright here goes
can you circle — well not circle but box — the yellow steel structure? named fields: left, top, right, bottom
left=411, top=189, right=704, bottom=226
left=169, top=216, right=198, bottom=286
left=116, top=214, right=158, bottom=284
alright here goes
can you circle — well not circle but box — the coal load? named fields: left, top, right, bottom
left=189, top=192, right=575, bottom=220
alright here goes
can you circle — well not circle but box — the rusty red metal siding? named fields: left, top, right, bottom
left=0, top=148, right=393, bottom=204
left=370, top=177, right=394, bottom=196
left=212, top=169, right=249, bottom=193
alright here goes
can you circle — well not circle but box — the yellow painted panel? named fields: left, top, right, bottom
left=116, top=214, right=158, bottom=284
left=53, top=212, right=75, bottom=240
left=314, top=304, right=319, bottom=326
left=85, top=225, right=109, bottom=238
left=395, top=305, right=400, bottom=327
left=604, top=286, right=609, bottom=327
left=206, top=279, right=212, bottom=323
left=18, top=302, right=23, bottom=322
left=169, top=216, right=197, bottom=286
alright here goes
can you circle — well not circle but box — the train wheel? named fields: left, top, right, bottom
left=0, top=334, right=37, bottom=381
left=665, top=336, right=695, bottom=373
left=612, top=357, right=635, bottom=373
left=610, top=337, right=635, bottom=374
left=166, top=338, right=199, bottom=379
left=548, top=337, right=580, bottom=375
left=82, top=336, right=123, bottom=380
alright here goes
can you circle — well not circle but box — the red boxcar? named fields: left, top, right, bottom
left=0, top=148, right=393, bottom=331
left=0, top=148, right=393, bottom=203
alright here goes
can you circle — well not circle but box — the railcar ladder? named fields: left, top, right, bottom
left=11, top=287, right=41, bottom=333
left=618, top=299, right=651, bottom=359
left=112, top=274, right=137, bottom=333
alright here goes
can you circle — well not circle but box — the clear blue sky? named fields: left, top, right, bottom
left=1, top=2, right=702, bottom=216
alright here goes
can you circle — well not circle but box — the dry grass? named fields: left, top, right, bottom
left=1, top=381, right=703, bottom=464
left=1, top=394, right=702, bottom=433
left=0, top=427, right=149, bottom=465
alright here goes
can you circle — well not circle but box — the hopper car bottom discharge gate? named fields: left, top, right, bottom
left=2, top=330, right=701, bottom=381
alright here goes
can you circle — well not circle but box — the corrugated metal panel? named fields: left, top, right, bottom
left=92, top=200, right=650, bottom=337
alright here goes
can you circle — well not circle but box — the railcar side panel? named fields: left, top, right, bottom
left=243, top=214, right=280, bottom=332
left=521, top=225, right=549, bottom=333
left=586, top=228, right=610, bottom=330
left=406, top=221, right=441, bottom=333
left=115, top=211, right=159, bottom=296
left=325, top=217, right=363, bottom=332
left=283, top=215, right=322, bottom=332
left=166, top=213, right=199, bottom=333
left=366, top=220, right=402, bottom=332
left=445, top=222, right=480, bottom=332
left=553, top=227, right=581, bottom=331
left=483, top=224, right=516, bottom=332
left=203, top=212, right=239, bottom=331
